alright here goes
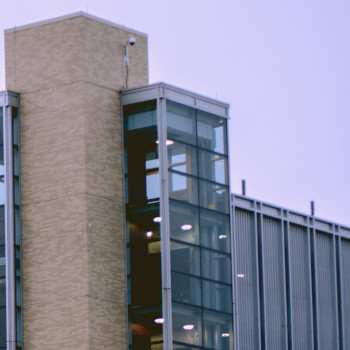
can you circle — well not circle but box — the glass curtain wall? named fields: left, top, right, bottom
left=167, top=101, right=233, bottom=350
left=124, top=100, right=164, bottom=349
left=0, top=91, right=22, bottom=350
left=123, top=85, right=232, bottom=350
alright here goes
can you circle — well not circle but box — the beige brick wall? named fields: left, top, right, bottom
left=5, top=12, right=148, bottom=349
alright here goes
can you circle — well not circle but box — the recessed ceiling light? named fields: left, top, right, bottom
left=181, top=224, right=192, bottom=231
left=183, top=324, right=194, bottom=330
left=153, top=217, right=162, bottom=223
left=154, top=318, right=164, bottom=324
left=146, top=231, right=153, bottom=237
left=237, top=274, right=245, bottom=278
left=219, top=234, right=227, bottom=239
left=222, top=333, right=230, bottom=337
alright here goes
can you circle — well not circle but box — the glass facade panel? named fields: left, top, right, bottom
left=202, top=280, right=232, bottom=312
left=170, top=201, right=199, bottom=245
left=172, top=272, right=201, bottom=307
left=169, top=171, right=198, bottom=205
left=199, top=209, right=230, bottom=253
left=167, top=101, right=196, bottom=145
left=201, top=249, right=231, bottom=284
left=168, top=141, right=197, bottom=176
left=198, top=150, right=228, bottom=185
left=198, top=180, right=229, bottom=214
left=202, top=310, right=233, bottom=350
left=172, top=303, right=202, bottom=347
left=171, top=242, right=200, bottom=277
left=197, top=111, right=227, bottom=155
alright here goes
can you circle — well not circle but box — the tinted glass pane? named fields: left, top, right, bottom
left=202, top=310, right=233, bottom=350
left=201, top=249, right=231, bottom=283
left=200, top=209, right=230, bottom=253
left=126, top=203, right=161, bottom=243
left=170, top=201, right=199, bottom=245
left=202, top=280, right=232, bottom=312
left=169, top=172, right=198, bottom=206
left=172, top=303, right=202, bottom=347
left=171, top=242, right=200, bottom=276
left=172, top=272, right=201, bottom=307
left=197, top=111, right=227, bottom=154
left=167, top=101, right=196, bottom=145
left=198, top=150, right=228, bottom=185
left=0, top=279, right=5, bottom=348
left=124, top=100, right=157, bottom=131
left=168, top=141, right=197, bottom=176
left=198, top=180, right=229, bottom=213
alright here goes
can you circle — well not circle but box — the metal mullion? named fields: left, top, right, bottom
left=4, top=103, right=16, bottom=350
left=336, top=236, right=344, bottom=350
left=331, top=234, right=340, bottom=350
left=157, top=96, right=173, bottom=348
left=310, top=227, right=319, bottom=350
left=284, top=221, right=293, bottom=350
left=257, top=211, right=266, bottom=350
left=280, top=219, right=288, bottom=350
left=306, top=224, right=315, bottom=350
left=230, top=201, right=239, bottom=350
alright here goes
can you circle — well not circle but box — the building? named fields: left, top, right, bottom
left=0, top=12, right=349, bottom=350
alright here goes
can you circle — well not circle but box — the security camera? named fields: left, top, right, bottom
left=128, top=37, right=136, bottom=46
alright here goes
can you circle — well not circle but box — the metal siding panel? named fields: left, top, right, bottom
left=262, top=216, right=287, bottom=349
left=288, top=224, right=313, bottom=349
left=341, top=238, right=350, bottom=349
left=316, top=232, right=338, bottom=350
left=234, top=209, right=260, bottom=350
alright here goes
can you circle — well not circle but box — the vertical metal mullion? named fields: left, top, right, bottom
left=307, top=225, right=315, bottom=350
left=336, top=236, right=343, bottom=350
left=332, top=235, right=340, bottom=350
left=4, top=103, right=16, bottom=350
left=310, top=227, right=319, bottom=349
left=257, top=211, right=266, bottom=350
left=284, top=221, right=292, bottom=350
left=157, top=95, right=173, bottom=349
left=280, top=219, right=288, bottom=350
left=231, top=199, right=239, bottom=350
left=254, top=210, right=262, bottom=350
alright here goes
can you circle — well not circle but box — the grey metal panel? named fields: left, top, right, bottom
left=121, top=82, right=229, bottom=117
left=315, top=232, right=339, bottom=350
left=340, top=238, right=350, bottom=348
left=261, top=216, right=287, bottom=350
left=234, top=208, right=260, bottom=350
left=288, top=224, right=313, bottom=349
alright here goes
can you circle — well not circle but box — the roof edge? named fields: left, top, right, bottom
left=4, top=12, right=147, bottom=38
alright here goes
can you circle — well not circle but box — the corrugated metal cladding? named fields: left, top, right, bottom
left=232, top=195, right=350, bottom=350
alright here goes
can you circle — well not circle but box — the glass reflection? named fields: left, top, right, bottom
left=200, top=209, right=231, bottom=253
left=168, top=141, right=197, bottom=176
left=170, top=201, right=199, bottom=245
left=197, top=111, right=227, bottom=155
left=169, top=172, right=198, bottom=206
left=202, top=310, right=233, bottom=350
left=198, top=180, right=229, bottom=213
left=167, top=101, right=196, bottom=145
left=198, top=150, right=228, bottom=185
left=171, top=242, right=200, bottom=276
left=202, top=280, right=232, bottom=313
left=172, top=303, right=202, bottom=347
left=172, top=273, right=201, bottom=307
left=201, top=249, right=231, bottom=284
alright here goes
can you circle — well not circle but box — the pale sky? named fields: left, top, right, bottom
left=1, top=0, right=350, bottom=225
